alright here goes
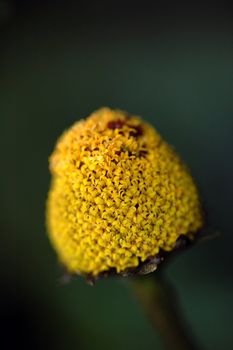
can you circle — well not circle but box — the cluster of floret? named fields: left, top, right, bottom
left=47, top=108, right=203, bottom=277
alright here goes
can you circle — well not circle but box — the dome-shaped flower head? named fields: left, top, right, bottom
left=47, top=108, right=203, bottom=280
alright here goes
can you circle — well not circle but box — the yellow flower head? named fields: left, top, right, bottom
left=47, top=108, right=203, bottom=278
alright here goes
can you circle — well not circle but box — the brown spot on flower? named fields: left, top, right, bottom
left=78, top=161, right=84, bottom=169
left=107, top=119, right=125, bottom=129
left=129, top=125, right=143, bottom=137
left=139, top=150, right=148, bottom=158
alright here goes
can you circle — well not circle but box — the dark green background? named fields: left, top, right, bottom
left=1, top=2, right=233, bottom=349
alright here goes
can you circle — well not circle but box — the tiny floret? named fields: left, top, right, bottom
left=46, top=108, right=203, bottom=277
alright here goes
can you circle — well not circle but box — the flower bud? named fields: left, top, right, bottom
left=46, top=108, right=203, bottom=280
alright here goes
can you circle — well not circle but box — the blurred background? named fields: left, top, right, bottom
left=1, top=1, right=233, bottom=349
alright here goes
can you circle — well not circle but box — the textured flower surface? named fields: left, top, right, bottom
left=47, top=108, right=203, bottom=277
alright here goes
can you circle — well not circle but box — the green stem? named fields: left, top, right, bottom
left=131, top=274, right=200, bottom=350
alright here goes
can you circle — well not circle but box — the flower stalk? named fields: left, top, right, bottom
left=132, top=273, right=200, bottom=350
